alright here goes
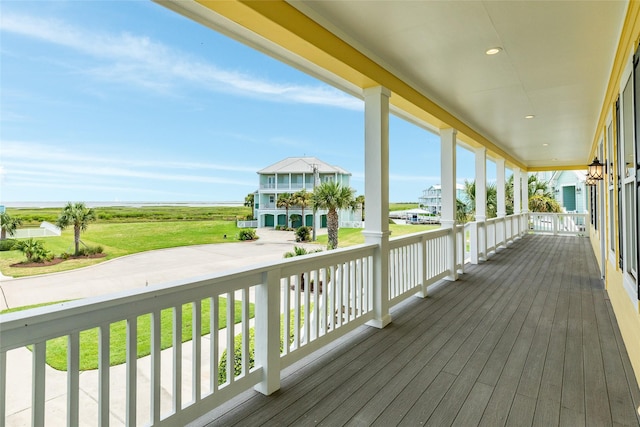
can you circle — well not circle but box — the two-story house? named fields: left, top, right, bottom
left=418, top=183, right=466, bottom=215
left=255, top=157, right=356, bottom=228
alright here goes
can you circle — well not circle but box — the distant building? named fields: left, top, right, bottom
left=549, top=170, right=587, bottom=213
left=255, top=157, right=361, bottom=228
left=418, top=184, right=466, bottom=215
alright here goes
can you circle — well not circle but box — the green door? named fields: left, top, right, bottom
left=305, top=214, right=313, bottom=226
left=321, top=215, right=327, bottom=228
left=277, top=214, right=287, bottom=226
left=563, top=186, right=576, bottom=211
left=264, top=214, right=274, bottom=227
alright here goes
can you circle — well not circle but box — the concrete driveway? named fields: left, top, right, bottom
left=0, top=228, right=324, bottom=310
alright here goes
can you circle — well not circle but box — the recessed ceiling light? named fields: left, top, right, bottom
left=525, top=115, right=535, bottom=119
left=485, top=47, right=502, bottom=55
left=543, top=143, right=548, bottom=146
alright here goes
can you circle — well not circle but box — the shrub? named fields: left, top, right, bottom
left=13, top=238, right=52, bottom=263
left=0, top=239, right=16, bottom=251
left=295, top=226, right=311, bottom=242
left=218, top=328, right=255, bottom=385
left=237, top=229, right=257, bottom=241
left=218, top=307, right=302, bottom=384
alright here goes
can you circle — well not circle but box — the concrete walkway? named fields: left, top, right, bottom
left=0, top=228, right=323, bottom=310
left=1, top=228, right=326, bottom=426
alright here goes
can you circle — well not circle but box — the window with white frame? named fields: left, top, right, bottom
left=608, top=121, right=615, bottom=256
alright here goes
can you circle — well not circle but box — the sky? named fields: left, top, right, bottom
left=0, top=1, right=499, bottom=204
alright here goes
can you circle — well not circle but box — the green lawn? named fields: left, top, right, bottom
left=1, top=298, right=254, bottom=371
left=1, top=220, right=244, bottom=277
left=389, top=203, right=419, bottom=211
left=314, top=223, right=441, bottom=248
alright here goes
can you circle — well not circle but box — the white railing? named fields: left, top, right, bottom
left=340, top=220, right=365, bottom=229
left=388, top=228, right=452, bottom=306
left=260, top=183, right=276, bottom=189
left=528, top=212, right=589, bottom=236
left=237, top=220, right=258, bottom=228
left=467, top=213, right=526, bottom=264
left=13, top=222, right=62, bottom=239
left=0, top=243, right=376, bottom=426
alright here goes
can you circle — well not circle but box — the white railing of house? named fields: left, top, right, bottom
left=340, top=220, right=365, bottom=229
left=467, top=213, right=526, bottom=264
left=237, top=220, right=258, bottom=228
left=387, top=228, right=453, bottom=306
left=528, top=212, right=589, bottom=236
left=13, top=222, right=62, bottom=239
left=259, top=183, right=276, bottom=189
left=0, top=243, right=378, bottom=427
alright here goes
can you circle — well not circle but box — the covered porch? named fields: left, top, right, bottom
left=196, top=234, right=640, bottom=426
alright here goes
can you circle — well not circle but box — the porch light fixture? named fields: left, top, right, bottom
left=587, top=157, right=604, bottom=180
left=485, top=47, right=502, bottom=55
left=585, top=174, right=597, bottom=186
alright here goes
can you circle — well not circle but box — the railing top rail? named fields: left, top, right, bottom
left=388, top=227, right=449, bottom=249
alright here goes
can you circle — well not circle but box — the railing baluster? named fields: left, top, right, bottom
left=293, top=275, right=300, bottom=349
left=211, top=296, right=219, bottom=394
left=242, top=288, right=250, bottom=375
left=98, top=324, right=110, bottom=427
left=313, top=270, right=319, bottom=340
left=302, top=271, right=311, bottom=344
left=126, top=317, right=137, bottom=427
left=151, top=310, right=161, bottom=424
left=32, top=341, right=46, bottom=426
left=283, top=278, right=291, bottom=354
left=226, top=293, right=234, bottom=384
left=0, top=349, right=6, bottom=425
left=173, top=304, right=182, bottom=412
left=67, top=332, right=80, bottom=427
left=193, top=301, right=202, bottom=402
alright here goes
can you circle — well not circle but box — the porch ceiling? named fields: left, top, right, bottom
left=164, top=1, right=629, bottom=170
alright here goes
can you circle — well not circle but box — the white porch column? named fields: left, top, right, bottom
left=440, top=128, right=458, bottom=281
left=362, top=86, right=391, bottom=329
left=521, top=171, right=529, bottom=236
left=496, top=158, right=506, bottom=248
left=513, top=167, right=521, bottom=238
left=475, top=147, right=487, bottom=262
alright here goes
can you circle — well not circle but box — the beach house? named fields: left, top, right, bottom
left=255, top=156, right=361, bottom=228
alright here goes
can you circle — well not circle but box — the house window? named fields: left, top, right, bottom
left=608, top=121, right=615, bottom=257
left=621, top=75, right=636, bottom=277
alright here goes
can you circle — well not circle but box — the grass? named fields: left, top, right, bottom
left=0, top=220, right=244, bottom=277
left=389, top=203, right=419, bottom=211
left=6, top=205, right=252, bottom=226
left=1, top=297, right=255, bottom=371
left=314, top=223, right=441, bottom=248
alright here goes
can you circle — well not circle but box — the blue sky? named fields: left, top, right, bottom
left=1, top=1, right=497, bottom=204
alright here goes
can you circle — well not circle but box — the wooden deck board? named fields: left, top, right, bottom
left=195, top=235, right=640, bottom=427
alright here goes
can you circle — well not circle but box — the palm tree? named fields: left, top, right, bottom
left=277, top=193, right=295, bottom=228
left=352, top=194, right=365, bottom=221
left=56, top=202, right=96, bottom=255
left=310, top=181, right=355, bottom=250
left=244, top=193, right=255, bottom=210
left=0, top=212, right=22, bottom=240
left=460, top=180, right=498, bottom=220
left=293, top=189, right=310, bottom=227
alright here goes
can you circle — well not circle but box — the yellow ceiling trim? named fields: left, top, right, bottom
left=195, top=0, right=528, bottom=170
left=528, top=165, right=587, bottom=172
left=590, top=1, right=640, bottom=159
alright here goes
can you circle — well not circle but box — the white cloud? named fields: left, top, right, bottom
left=1, top=141, right=259, bottom=173
left=0, top=12, right=362, bottom=110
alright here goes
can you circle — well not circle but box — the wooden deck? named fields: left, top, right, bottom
left=194, top=235, right=640, bottom=427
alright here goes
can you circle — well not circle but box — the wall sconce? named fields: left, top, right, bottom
left=585, top=173, right=597, bottom=186
left=576, top=187, right=582, bottom=194
left=588, top=157, right=604, bottom=180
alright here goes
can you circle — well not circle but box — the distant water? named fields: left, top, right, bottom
left=2, top=201, right=244, bottom=208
